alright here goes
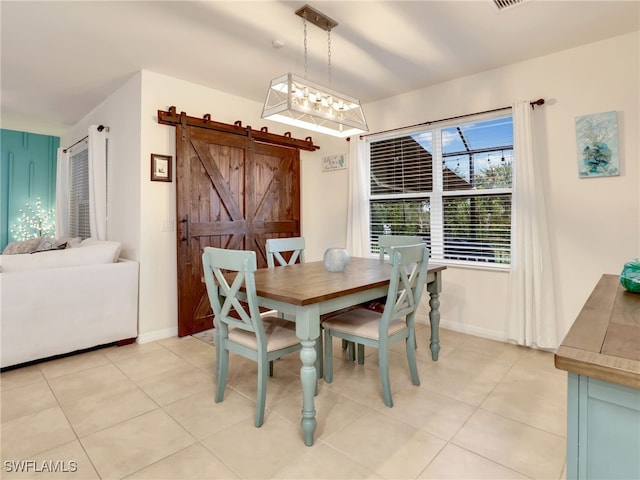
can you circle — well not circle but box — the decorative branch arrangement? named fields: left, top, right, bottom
left=10, top=197, right=56, bottom=241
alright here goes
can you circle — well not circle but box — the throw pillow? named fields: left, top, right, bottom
left=31, top=240, right=68, bottom=254
left=2, top=237, right=43, bottom=255
left=33, top=237, right=56, bottom=252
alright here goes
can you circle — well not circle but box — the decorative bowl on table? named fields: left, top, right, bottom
left=323, top=248, right=350, bottom=272
left=620, top=258, right=640, bottom=293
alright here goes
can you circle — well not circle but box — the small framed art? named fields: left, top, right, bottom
left=575, top=111, right=620, bottom=178
left=151, top=154, right=172, bottom=182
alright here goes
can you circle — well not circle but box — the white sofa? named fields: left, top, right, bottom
left=0, top=239, right=139, bottom=369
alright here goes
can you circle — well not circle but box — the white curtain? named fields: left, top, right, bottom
left=346, top=136, right=370, bottom=257
left=55, top=148, right=70, bottom=238
left=88, top=125, right=107, bottom=240
left=507, top=101, right=559, bottom=349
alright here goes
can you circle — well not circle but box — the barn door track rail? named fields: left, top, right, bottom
left=158, top=107, right=320, bottom=152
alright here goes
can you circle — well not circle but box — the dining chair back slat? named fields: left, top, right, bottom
left=266, top=237, right=306, bottom=267
left=382, top=244, right=430, bottom=324
left=378, top=235, right=423, bottom=260
left=356, top=234, right=424, bottom=320
left=204, top=248, right=261, bottom=334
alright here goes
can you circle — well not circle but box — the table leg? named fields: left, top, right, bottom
left=427, top=273, right=442, bottom=361
left=299, top=339, right=317, bottom=446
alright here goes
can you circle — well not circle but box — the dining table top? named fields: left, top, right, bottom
left=251, top=256, right=446, bottom=307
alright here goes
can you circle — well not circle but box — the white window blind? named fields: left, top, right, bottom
left=368, top=113, right=514, bottom=266
left=69, top=147, right=90, bottom=239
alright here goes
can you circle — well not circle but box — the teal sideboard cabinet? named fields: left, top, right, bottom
left=555, top=274, right=640, bottom=480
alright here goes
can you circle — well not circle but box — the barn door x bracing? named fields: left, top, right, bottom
left=158, top=108, right=318, bottom=336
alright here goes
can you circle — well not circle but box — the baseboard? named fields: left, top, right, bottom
left=433, top=319, right=507, bottom=343
left=137, top=327, right=178, bottom=344
left=440, top=321, right=507, bottom=342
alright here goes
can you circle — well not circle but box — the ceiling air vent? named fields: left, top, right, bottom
left=491, top=0, right=529, bottom=11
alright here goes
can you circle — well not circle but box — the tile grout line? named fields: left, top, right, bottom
left=38, top=363, right=103, bottom=479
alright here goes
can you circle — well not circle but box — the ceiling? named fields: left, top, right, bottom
left=2, top=0, right=638, bottom=131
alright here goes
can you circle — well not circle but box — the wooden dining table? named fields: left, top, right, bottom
left=241, top=256, right=445, bottom=446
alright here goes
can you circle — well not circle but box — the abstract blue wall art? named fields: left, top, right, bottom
left=575, top=111, right=619, bottom=178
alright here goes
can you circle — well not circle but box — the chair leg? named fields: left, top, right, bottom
left=255, top=355, right=269, bottom=427
left=214, top=328, right=221, bottom=380
left=315, top=331, right=323, bottom=379
left=406, top=334, right=420, bottom=387
left=357, top=344, right=365, bottom=365
left=215, top=346, right=229, bottom=403
left=379, top=347, right=393, bottom=407
left=343, top=339, right=364, bottom=364
left=323, top=329, right=334, bottom=383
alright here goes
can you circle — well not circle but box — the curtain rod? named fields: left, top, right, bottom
left=62, top=124, right=107, bottom=153
left=352, top=98, right=545, bottom=140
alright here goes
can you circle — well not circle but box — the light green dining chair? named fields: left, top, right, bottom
left=265, top=236, right=327, bottom=377
left=322, top=243, right=430, bottom=407
left=202, top=247, right=302, bottom=427
left=353, top=234, right=424, bottom=363
left=265, top=236, right=306, bottom=322
left=360, top=234, right=424, bottom=312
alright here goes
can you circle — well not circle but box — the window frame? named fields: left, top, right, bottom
left=366, top=110, right=514, bottom=269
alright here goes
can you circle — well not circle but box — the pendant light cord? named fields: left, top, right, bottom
left=303, top=11, right=308, bottom=79
left=302, top=9, right=334, bottom=86
left=327, top=27, right=332, bottom=86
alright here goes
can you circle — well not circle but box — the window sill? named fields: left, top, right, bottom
left=366, top=254, right=510, bottom=273
left=433, top=260, right=510, bottom=272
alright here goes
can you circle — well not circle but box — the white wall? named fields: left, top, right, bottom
left=0, top=115, right=69, bottom=139
left=60, top=73, right=142, bottom=262
left=366, top=31, right=639, bottom=340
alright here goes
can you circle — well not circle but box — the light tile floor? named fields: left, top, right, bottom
left=1, top=325, right=567, bottom=479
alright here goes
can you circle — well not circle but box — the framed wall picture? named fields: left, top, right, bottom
left=575, top=111, right=620, bottom=178
left=151, top=154, right=172, bottom=182
left=322, top=153, right=347, bottom=172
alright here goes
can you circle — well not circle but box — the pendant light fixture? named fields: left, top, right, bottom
left=261, top=4, right=368, bottom=138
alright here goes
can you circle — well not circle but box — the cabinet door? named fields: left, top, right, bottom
left=568, top=374, right=640, bottom=479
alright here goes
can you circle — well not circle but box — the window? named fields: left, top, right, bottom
left=368, top=113, right=513, bottom=266
left=69, top=146, right=91, bottom=239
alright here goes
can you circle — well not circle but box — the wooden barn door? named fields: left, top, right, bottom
left=175, top=125, right=301, bottom=336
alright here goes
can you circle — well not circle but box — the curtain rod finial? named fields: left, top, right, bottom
left=530, top=98, right=545, bottom=109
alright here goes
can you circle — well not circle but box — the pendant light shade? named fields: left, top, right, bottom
left=261, top=5, right=368, bottom=138
left=262, top=73, right=368, bottom=138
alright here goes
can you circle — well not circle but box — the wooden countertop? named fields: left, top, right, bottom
left=555, top=274, right=640, bottom=389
